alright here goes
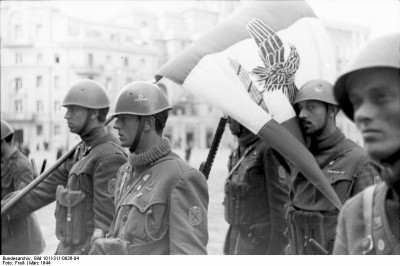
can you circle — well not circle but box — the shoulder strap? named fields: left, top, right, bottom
left=362, top=185, right=377, bottom=254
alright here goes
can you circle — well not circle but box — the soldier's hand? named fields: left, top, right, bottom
left=89, top=238, right=130, bottom=255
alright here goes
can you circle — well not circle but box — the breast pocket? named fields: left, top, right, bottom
left=124, top=195, right=168, bottom=243
left=326, top=170, right=354, bottom=203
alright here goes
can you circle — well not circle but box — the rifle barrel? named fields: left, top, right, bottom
left=201, top=116, right=227, bottom=179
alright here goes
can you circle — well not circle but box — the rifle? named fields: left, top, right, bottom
left=1, top=117, right=114, bottom=215
left=199, top=116, right=227, bottom=180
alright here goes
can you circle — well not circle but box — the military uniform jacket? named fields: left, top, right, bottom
left=1, top=150, right=45, bottom=255
left=289, top=128, right=378, bottom=252
left=292, top=128, right=378, bottom=211
left=4, top=127, right=127, bottom=255
left=334, top=161, right=400, bottom=254
left=223, top=137, right=289, bottom=255
left=91, top=141, right=208, bottom=255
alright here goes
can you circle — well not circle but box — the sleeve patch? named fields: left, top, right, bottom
left=189, top=206, right=202, bottom=227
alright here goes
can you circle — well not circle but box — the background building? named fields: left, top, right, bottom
left=1, top=1, right=371, bottom=153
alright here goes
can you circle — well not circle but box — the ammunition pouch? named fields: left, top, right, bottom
left=55, top=185, right=87, bottom=245
left=223, top=180, right=268, bottom=226
left=286, top=205, right=329, bottom=255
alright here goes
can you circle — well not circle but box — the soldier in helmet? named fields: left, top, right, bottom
left=1, top=120, right=45, bottom=255
left=223, top=117, right=289, bottom=255
left=1, top=80, right=127, bottom=255
left=333, top=33, right=399, bottom=255
left=285, top=79, right=378, bottom=254
left=90, top=81, right=208, bottom=255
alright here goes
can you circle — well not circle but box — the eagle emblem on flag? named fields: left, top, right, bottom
left=248, top=18, right=300, bottom=104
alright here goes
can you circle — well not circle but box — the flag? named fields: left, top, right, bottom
left=155, top=1, right=341, bottom=209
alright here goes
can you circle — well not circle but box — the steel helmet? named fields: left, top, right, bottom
left=334, top=33, right=400, bottom=120
left=62, top=79, right=110, bottom=109
left=113, top=81, right=172, bottom=117
left=294, top=79, right=338, bottom=105
left=1, top=120, right=15, bottom=140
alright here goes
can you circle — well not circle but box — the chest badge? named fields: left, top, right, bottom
left=189, top=206, right=202, bottom=227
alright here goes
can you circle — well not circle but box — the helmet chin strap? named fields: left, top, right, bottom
left=129, top=117, right=146, bottom=153
left=77, top=109, right=93, bottom=136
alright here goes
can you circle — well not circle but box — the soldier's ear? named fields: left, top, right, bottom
left=90, top=109, right=99, bottom=120
left=143, top=116, right=155, bottom=131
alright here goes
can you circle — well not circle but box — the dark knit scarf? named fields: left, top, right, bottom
left=309, top=128, right=346, bottom=167
left=309, top=127, right=344, bottom=153
left=80, top=126, right=108, bottom=147
left=128, top=138, right=171, bottom=173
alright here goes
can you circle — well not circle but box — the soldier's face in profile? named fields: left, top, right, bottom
left=296, top=100, right=327, bottom=136
left=113, top=114, right=140, bottom=148
left=64, top=105, right=90, bottom=134
left=348, top=67, right=400, bottom=162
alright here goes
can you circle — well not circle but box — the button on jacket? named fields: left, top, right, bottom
left=1, top=150, right=45, bottom=255
left=4, top=127, right=127, bottom=255
left=223, top=138, right=289, bottom=255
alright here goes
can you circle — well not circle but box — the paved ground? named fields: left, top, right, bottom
left=30, top=147, right=230, bottom=255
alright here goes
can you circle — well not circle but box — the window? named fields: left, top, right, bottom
left=15, top=53, right=22, bottom=64
left=105, top=78, right=112, bottom=91
left=106, top=55, right=111, bottom=63
left=54, top=101, right=61, bottom=112
left=54, top=125, right=60, bottom=135
left=55, top=54, right=60, bottom=63
left=36, top=76, right=43, bottom=88
left=88, top=53, right=94, bottom=67
left=36, top=101, right=43, bottom=112
left=14, top=24, right=22, bottom=39
left=68, top=24, right=79, bottom=36
left=35, top=24, right=42, bottom=37
left=14, top=78, right=22, bottom=93
left=37, top=53, right=43, bottom=64
left=54, top=76, right=60, bottom=90
left=36, top=125, right=43, bottom=136
left=14, top=100, right=23, bottom=113
left=124, top=57, right=129, bottom=67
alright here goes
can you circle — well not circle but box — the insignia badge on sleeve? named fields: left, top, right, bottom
left=189, top=206, right=202, bottom=227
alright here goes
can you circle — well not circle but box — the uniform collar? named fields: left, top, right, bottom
left=309, top=127, right=344, bottom=152
left=80, top=126, right=107, bottom=147
left=128, top=137, right=171, bottom=169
